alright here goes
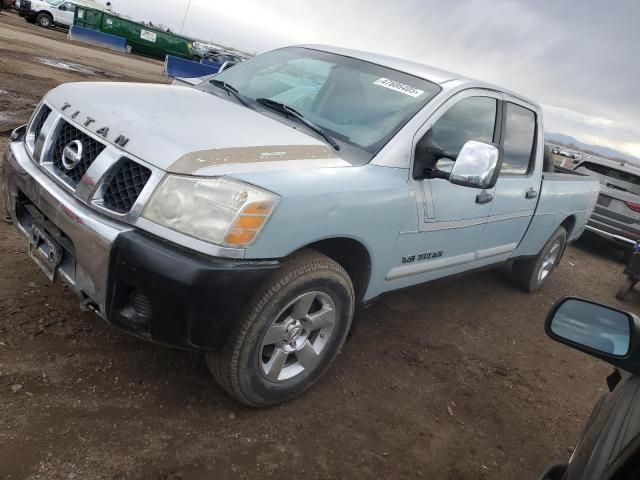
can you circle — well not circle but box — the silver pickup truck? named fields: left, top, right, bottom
left=2, top=45, right=600, bottom=406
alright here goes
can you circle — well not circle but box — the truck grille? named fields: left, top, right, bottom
left=102, top=159, right=152, bottom=213
left=51, top=121, right=106, bottom=186
left=32, top=105, right=51, bottom=142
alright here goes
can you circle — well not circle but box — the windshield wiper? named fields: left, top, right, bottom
left=209, top=79, right=250, bottom=108
left=255, top=98, right=340, bottom=151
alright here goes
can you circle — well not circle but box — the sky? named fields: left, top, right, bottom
left=105, top=0, right=640, bottom=160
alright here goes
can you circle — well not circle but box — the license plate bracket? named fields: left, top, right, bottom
left=28, top=225, right=63, bottom=281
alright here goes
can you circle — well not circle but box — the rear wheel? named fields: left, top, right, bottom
left=512, top=227, right=567, bottom=293
left=207, top=249, right=355, bottom=407
left=36, top=12, right=52, bottom=28
left=616, top=277, right=637, bottom=300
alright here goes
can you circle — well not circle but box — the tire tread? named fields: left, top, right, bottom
left=207, top=248, right=354, bottom=406
left=512, top=226, right=567, bottom=293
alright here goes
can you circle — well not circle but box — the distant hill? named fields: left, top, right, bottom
left=545, top=132, right=639, bottom=164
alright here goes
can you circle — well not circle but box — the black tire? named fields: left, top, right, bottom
left=207, top=248, right=355, bottom=407
left=36, top=12, right=52, bottom=28
left=616, top=277, right=636, bottom=301
left=512, top=227, right=567, bottom=293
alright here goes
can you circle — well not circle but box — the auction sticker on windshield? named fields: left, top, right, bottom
left=374, top=78, right=424, bottom=97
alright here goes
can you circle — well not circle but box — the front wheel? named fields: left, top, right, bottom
left=512, top=226, right=567, bottom=293
left=207, top=249, right=355, bottom=407
left=36, top=13, right=52, bottom=28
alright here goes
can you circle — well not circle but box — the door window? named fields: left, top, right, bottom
left=58, top=2, right=75, bottom=12
left=428, top=96, right=498, bottom=158
left=501, top=103, right=536, bottom=175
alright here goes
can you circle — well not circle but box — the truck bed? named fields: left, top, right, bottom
left=513, top=169, right=600, bottom=257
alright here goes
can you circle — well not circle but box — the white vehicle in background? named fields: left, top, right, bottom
left=18, top=0, right=76, bottom=28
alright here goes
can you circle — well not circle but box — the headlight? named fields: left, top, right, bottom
left=142, top=176, right=279, bottom=247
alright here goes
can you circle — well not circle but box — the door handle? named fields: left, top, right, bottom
left=525, top=188, right=538, bottom=199
left=476, top=191, right=493, bottom=204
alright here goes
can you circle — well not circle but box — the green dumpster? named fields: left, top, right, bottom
left=74, top=6, right=195, bottom=60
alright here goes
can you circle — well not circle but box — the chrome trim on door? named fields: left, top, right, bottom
left=421, top=210, right=532, bottom=232
left=385, top=242, right=518, bottom=280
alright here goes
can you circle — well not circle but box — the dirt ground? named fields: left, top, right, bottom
left=1, top=11, right=638, bottom=480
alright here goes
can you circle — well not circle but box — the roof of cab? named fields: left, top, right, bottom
left=300, top=44, right=467, bottom=85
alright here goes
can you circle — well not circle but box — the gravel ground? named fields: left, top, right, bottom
left=1, top=11, right=638, bottom=480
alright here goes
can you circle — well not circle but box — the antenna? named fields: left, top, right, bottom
left=180, top=0, right=192, bottom=34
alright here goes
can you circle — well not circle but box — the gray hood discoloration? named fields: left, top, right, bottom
left=168, top=144, right=340, bottom=175
left=45, top=82, right=346, bottom=175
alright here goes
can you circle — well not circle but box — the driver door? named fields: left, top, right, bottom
left=387, top=90, right=502, bottom=288
left=57, top=2, right=75, bottom=26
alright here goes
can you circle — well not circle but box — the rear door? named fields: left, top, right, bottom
left=478, top=97, right=541, bottom=257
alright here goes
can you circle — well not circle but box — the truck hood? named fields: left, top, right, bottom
left=45, top=82, right=349, bottom=175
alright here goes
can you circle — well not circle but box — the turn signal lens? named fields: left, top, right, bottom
left=223, top=201, right=276, bottom=246
left=243, top=201, right=273, bottom=215
left=236, top=215, right=265, bottom=228
left=225, top=229, right=257, bottom=245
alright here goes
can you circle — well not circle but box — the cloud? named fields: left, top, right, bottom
left=106, top=0, right=640, bottom=159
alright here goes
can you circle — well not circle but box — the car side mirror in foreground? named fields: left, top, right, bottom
left=546, top=297, right=640, bottom=374
left=449, top=140, right=502, bottom=189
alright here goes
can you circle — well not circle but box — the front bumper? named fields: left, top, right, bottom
left=3, top=140, right=279, bottom=351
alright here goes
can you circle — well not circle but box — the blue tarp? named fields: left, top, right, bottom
left=201, top=59, right=223, bottom=70
left=164, top=55, right=221, bottom=79
left=68, top=26, right=127, bottom=53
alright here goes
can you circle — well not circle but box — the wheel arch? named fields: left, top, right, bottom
left=36, top=10, right=53, bottom=21
left=560, top=214, right=577, bottom=239
left=292, top=236, right=372, bottom=306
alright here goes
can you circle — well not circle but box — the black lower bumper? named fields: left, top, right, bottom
left=106, top=231, right=279, bottom=352
left=18, top=8, right=34, bottom=19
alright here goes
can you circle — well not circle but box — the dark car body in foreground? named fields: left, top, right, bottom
left=539, top=297, right=640, bottom=480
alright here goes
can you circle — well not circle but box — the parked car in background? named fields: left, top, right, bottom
left=204, top=51, right=244, bottom=66
left=18, top=0, right=76, bottom=29
left=188, top=41, right=246, bottom=66
left=574, top=157, right=640, bottom=255
left=558, top=149, right=578, bottom=160
left=189, top=41, right=219, bottom=61
left=3, top=45, right=600, bottom=406
left=538, top=297, right=640, bottom=479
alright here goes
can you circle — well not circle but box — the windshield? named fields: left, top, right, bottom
left=577, top=161, right=640, bottom=195
left=48, top=0, right=65, bottom=5
left=202, top=47, right=441, bottom=157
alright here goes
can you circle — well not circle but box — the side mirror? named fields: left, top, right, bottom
left=546, top=297, right=640, bottom=374
left=449, top=140, right=502, bottom=189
